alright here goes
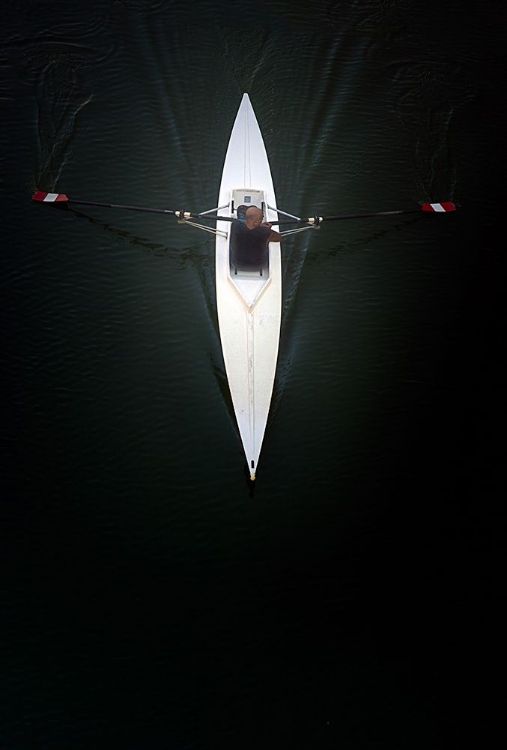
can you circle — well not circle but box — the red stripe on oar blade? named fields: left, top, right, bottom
left=422, top=202, right=456, bottom=212
left=32, top=191, right=69, bottom=203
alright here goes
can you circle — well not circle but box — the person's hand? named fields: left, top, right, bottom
left=262, top=222, right=272, bottom=228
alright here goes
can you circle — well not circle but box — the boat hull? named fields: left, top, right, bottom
left=216, top=95, right=281, bottom=480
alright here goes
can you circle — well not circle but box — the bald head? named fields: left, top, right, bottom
left=245, top=206, right=264, bottom=227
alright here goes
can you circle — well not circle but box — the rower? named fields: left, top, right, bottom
left=230, top=206, right=281, bottom=273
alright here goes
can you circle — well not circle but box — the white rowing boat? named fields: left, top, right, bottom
left=215, top=94, right=281, bottom=481
left=32, top=95, right=456, bottom=480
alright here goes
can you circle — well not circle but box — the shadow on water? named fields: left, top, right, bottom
left=270, top=232, right=313, bottom=416
left=309, top=214, right=430, bottom=261
left=65, top=206, right=208, bottom=261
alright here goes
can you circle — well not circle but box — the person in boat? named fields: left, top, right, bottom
left=230, top=206, right=281, bottom=271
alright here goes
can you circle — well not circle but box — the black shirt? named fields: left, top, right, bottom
left=230, top=220, right=272, bottom=270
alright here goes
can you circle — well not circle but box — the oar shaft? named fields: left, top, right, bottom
left=272, top=208, right=421, bottom=226
left=69, top=200, right=236, bottom=221
left=321, top=209, right=420, bottom=221
left=32, top=192, right=236, bottom=221
left=69, top=199, right=176, bottom=215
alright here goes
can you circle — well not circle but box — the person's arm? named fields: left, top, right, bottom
left=262, top=222, right=282, bottom=242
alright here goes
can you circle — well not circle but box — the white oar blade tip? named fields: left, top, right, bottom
left=422, top=201, right=456, bottom=213
left=32, top=191, right=69, bottom=203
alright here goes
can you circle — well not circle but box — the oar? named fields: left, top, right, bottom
left=33, top=192, right=456, bottom=226
left=272, top=202, right=456, bottom=226
left=31, top=191, right=235, bottom=221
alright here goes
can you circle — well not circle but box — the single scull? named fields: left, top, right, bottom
left=33, top=93, right=456, bottom=480
left=215, top=94, right=281, bottom=480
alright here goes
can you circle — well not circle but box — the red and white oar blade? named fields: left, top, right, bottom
left=32, top=191, right=69, bottom=203
left=421, top=202, right=456, bottom=213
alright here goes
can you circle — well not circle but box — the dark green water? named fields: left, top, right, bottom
left=2, top=1, right=502, bottom=747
